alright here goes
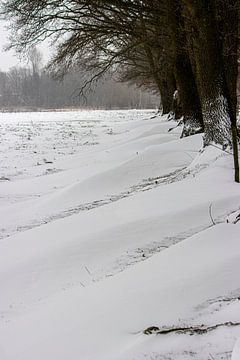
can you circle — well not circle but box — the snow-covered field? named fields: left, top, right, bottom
left=1, top=109, right=240, bottom=360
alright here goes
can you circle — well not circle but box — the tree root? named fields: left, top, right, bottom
left=143, top=321, right=240, bottom=335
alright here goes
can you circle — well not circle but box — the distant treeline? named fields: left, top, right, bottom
left=0, top=66, right=158, bottom=111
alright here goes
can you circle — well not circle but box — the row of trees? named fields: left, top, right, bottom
left=0, top=0, right=239, bottom=180
left=0, top=64, right=157, bottom=110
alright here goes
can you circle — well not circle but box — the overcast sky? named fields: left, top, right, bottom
left=0, top=21, right=50, bottom=71
left=0, top=22, right=21, bottom=70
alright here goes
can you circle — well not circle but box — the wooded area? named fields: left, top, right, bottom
left=0, top=64, right=157, bottom=110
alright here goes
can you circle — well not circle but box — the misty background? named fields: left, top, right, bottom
left=0, top=22, right=158, bottom=111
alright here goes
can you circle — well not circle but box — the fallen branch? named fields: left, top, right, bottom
left=143, top=321, right=240, bottom=335
left=209, top=295, right=240, bottom=304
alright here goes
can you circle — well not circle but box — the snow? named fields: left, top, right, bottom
left=232, top=338, right=240, bottom=360
left=0, top=109, right=240, bottom=360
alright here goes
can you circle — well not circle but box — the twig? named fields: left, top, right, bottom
left=85, top=266, right=92, bottom=276
left=168, top=120, right=183, bottom=132
left=208, top=143, right=236, bottom=156
left=209, top=203, right=216, bottom=226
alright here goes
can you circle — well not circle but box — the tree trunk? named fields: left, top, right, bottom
left=182, top=0, right=233, bottom=146
left=159, top=74, right=176, bottom=115
left=169, top=0, right=204, bottom=136
left=218, top=0, right=238, bottom=124
left=175, top=52, right=204, bottom=137
left=182, top=0, right=239, bottom=181
left=219, top=0, right=239, bottom=181
left=142, top=39, right=175, bottom=116
left=140, top=15, right=176, bottom=116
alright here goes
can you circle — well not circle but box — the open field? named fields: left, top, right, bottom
left=1, top=110, right=240, bottom=360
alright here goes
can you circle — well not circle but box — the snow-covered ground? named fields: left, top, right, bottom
left=1, top=109, right=240, bottom=360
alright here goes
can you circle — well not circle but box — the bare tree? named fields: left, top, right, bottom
left=27, top=46, right=42, bottom=75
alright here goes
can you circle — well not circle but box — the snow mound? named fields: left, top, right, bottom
left=1, top=110, right=240, bottom=360
left=232, top=338, right=240, bottom=360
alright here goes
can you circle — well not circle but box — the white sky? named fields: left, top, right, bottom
left=0, top=21, right=50, bottom=71
left=0, top=22, right=21, bottom=70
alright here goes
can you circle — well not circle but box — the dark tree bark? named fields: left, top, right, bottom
left=182, top=0, right=239, bottom=181
left=139, top=15, right=176, bottom=116
left=159, top=74, right=176, bottom=115
left=220, top=0, right=239, bottom=182
left=172, top=89, right=183, bottom=120
left=169, top=0, right=204, bottom=137
left=218, top=0, right=238, bottom=122
left=142, top=41, right=175, bottom=115
left=182, top=0, right=235, bottom=146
